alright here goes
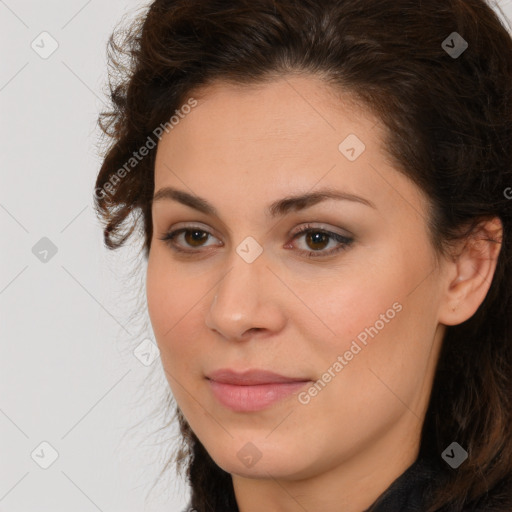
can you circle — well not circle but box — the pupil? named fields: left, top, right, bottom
left=186, top=230, right=207, bottom=246
left=308, top=232, right=328, bottom=250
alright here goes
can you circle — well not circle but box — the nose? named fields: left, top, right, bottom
left=204, top=251, right=287, bottom=342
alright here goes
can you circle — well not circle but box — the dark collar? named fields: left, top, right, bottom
left=182, top=455, right=456, bottom=512
left=363, top=455, right=442, bottom=512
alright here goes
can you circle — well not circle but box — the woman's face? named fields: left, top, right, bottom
left=146, top=76, right=449, bottom=483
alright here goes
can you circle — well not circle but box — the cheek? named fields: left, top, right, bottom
left=290, top=266, right=405, bottom=354
left=146, top=253, right=203, bottom=366
left=297, top=249, right=434, bottom=378
left=291, top=283, right=429, bottom=443
left=305, top=261, right=438, bottom=419
left=146, top=263, right=209, bottom=417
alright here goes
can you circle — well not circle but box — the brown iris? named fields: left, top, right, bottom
left=305, top=231, right=330, bottom=251
left=184, top=230, right=209, bottom=247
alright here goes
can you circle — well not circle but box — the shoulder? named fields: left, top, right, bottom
left=432, top=473, right=512, bottom=512
left=462, top=479, right=512, bottom=511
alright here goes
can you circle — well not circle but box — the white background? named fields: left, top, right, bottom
left=1, top=1, right=511, bottom=511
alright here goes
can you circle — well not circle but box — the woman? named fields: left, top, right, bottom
left=94, top=0, right=512, bottom=510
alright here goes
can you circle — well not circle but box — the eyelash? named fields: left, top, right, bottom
left=158, top=224, right=354, bottom=259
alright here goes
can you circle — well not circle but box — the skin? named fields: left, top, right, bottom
left=145, top=75, right=502, bottom=512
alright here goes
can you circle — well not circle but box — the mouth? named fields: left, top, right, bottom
left=206, top=368, right=312, bottom=412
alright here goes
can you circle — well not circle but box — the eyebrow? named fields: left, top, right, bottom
left=152, top=186, right=376, bottom=218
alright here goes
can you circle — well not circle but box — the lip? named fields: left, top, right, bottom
left=206, top=368, right=311, bottom=412
left=207, top=368, right=310, bottom=385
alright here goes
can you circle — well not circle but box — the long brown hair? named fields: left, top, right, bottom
left=94, top=1, right=512, bottom=510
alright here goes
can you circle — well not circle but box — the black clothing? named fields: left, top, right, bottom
left=363, top=454, right=441, bottom=511
left=181, top=454, right=501, bottom=511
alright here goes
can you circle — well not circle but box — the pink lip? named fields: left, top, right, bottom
left=206, top=369, right=311, bottom=412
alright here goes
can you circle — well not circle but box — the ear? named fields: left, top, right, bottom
left=438, top=216, right=503, bottom=326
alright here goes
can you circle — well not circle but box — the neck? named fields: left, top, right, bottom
left=232, top=412, right=422, bottom=512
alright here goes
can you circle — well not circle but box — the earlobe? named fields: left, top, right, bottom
left=438, top=217, right=503, bottom=327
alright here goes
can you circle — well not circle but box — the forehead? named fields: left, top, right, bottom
left=155, top=76, right=382, bottom=177
left=170, top=75, right=379, bottom=143
left=152, top=75, right=428, bottom=224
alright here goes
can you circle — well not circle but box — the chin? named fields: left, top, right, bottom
left=207, top=443, right=314, bottom=480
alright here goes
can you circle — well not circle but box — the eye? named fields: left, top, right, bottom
left=158, top=223, right=354, bottom=258
left=159, top=227, right=221, bottom=254
left=287, top=224, right=354, bottom=258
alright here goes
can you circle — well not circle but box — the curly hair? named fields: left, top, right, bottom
left=94, top=1, right=512, bottom=510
